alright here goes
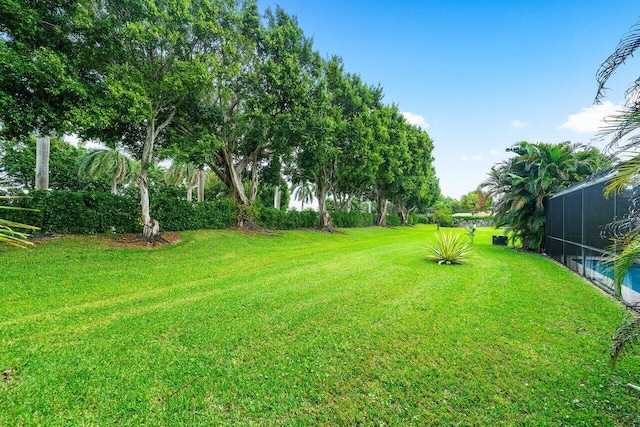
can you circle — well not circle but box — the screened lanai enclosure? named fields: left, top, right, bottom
left=545, top=173, right=640, bottom=305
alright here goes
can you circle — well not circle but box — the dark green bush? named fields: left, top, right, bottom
left=257, top=208, right=318, bottom=230
left=331, top=210, right=374, bottom=228
left=4, top=190, right=140, bottom=234
left=386, top=214, right=402, bottom=227
left=2, top=189, right=235, bottom=235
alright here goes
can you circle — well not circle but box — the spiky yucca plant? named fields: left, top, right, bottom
left=426, top=232, right=471, bottom=265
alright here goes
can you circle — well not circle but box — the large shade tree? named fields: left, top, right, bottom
left=0, top=0, right=90, bottom=190
left=481, top=141, right=608, bottom=252
left=171, top=3, right=321, bottom=226
left=78, top=0, right=213, bottom=241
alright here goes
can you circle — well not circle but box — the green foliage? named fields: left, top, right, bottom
left=78, top=148, right=139, bottom=194
left=595, top=20, right=640, bottom=363
left=257, top=185, right=291, bottom=211
left=331, top=210, right=375, bottom=228
left=465, top=225, right=476, bottom=243
left=431, top=202, right=453, bottom=228
left=1, top=227, right=638, bottom=424
left=0, top=137, right=106, bottom=191
left=385, top=213, right=402, bottom=227
left=257, top=208, right=318, bottom=230
left=481, top=141, right=608, bottom=252
left=3, top=188, right=236, bottom=234
left=0, top=1, right=87, bottom=138
left=5, top=190, right=140, bottom=234
left=0, top=188, right=39, bottom=248
left=150, top=187, right=235, bottom=231
left=426, top=231, right=472, bottom=265
left=610, top=314, right=640, bottom=364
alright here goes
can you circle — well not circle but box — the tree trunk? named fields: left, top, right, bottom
left=375, top=188, right=388, bottom=227
left=317, top=180, right=334, bottom=232
left=35, top=133, right=50, bottom=190
left=111, top=179, right=118, bottom=195
left=138, top=168, right=157, bottom=242
left=274, top=186, right=281, bottom=209
left=397, top=202, right=409, bottom=226
left=187, top=185, right=193, bottom=202
left=197, top=167, right=205, bottom=202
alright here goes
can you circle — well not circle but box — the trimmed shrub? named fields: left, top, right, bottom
left=3, top=190, right=140, bottom=234
left=386, top=214, right=402, bottom=227
left=2, top=189, right=235, bottom=235
left=331, top=210, right=374, bottom=228
left=258, top=208, right=318, bottom=229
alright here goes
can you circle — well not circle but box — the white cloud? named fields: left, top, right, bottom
left=461, top=154, right=483, bottom=162
left=401, top=111, right=430, bottom=129
left=558, top=101, right=620, bottom=133
left=510, top=119, right=528, bottom=129
left=489, top=149, right=499, bottom=156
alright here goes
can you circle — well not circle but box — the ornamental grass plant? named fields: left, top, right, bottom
left=426, top=230, right=472, bottom=264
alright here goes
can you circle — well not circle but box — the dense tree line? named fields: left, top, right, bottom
left=0, top=0, right=440, bottom=239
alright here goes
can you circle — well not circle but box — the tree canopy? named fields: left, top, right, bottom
left=0, top=0, right=441, bottom=236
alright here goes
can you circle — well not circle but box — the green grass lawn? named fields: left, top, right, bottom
left=1, top=226, right=638, bottom=425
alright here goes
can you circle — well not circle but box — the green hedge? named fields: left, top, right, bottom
left=3, top=190, right=235, bottom=235
left=257, top=208, right=318, bottom=229
left=3, top=189, right=415, bottom=235
left=4, top=190, right=140, bottom=234
left=331, top=210, right=374, bottom=228
left=386, top=214, right=402, bottom=227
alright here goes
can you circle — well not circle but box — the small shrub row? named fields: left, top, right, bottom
left=258, top=208, right=319, bottom=229
left=331, top=210, right=374, bottom=228
left=386, top=214, right=402, bottom=227
left=3, top=189, right=415, bottom=235
left=3, top=190, right=235, bottom=235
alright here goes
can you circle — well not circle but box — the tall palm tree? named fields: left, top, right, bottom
left=291, top=181, right=315, bottom=210
left=594, top=20, right=640, bottom=362
left=481, top=141, right=607, bottom=252
left=164, top=162, right=202, bottom=202
left=77, top=148, right=139, bottom=195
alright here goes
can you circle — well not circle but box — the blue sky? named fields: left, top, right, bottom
left=259, top=0, right=640, bottom=199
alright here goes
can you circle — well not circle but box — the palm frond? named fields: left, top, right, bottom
left=595, top=23, right=640, bottom=104
left=610, top=314, right=640, bottom=363
left=604, top=155, right=640, bottom=197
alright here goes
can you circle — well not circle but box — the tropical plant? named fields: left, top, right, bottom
left=481, top=141, right=608, bottom=252
left=465, top=225, right=476, bottom=244
left=164, top=162, right=201, bottom=202
left=78, top=148, right=139, bottom=195
left=610, top=313, right=640, bottom=363
left=291, top=181, right=316, bottom=210
left=594, top=19, right=640, bottom=362
left=426, top=231, right=471, bottom=265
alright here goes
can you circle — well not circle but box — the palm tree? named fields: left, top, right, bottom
left=594, top=20, right=640, bottom=362
left=164, top=162, right=202, bottom=202
left=291, top=181, right=315, bottom=210
left=77, top=148, right=139, bottom=194
left=481, top=141, right=607, bottom=252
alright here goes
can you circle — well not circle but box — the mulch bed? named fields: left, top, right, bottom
left=30, top=232, right=182, bottom=249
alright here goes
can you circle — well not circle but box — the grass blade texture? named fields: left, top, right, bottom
left=1, top=227, right=638, bottom=425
